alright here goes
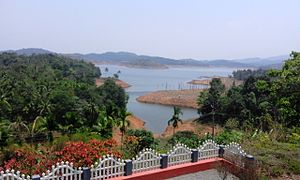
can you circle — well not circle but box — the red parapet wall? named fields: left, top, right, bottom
left=112, top=158, right=236, bottom=180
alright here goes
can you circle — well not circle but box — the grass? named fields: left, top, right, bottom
left=241, top=136, right=300, bottom=177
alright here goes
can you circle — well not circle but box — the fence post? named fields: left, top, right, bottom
left=83, top=167, right=91, bottom=180
left=32, top=175, right=40, bottom=180
left=245, top=155, right=255, bottom=169
left=124, top=160, right=133, bottom=176
left=191, top=149, right=198, bottom=163
left=160, top=154, right=168, bottom=169
left=219, top=145, right=225, bottom=158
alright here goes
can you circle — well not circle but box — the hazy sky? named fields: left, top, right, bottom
left=0, top=0, right=299, bottom=59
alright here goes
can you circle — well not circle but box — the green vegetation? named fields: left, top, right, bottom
left=232, top=69, right=268, bottom=80
left=123, top=129, right=157, bottom=158
left=168, top=131, right=202, bottom=148
left=0, top=53, right=128, bottom=146
left=197, top=78, right=225, bottom=136
left=1, top=51, right=299, bottom=178
left=197, top=52, right=300, bottom=177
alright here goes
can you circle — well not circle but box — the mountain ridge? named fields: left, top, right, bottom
left=1, top=48, right=288, bottom=69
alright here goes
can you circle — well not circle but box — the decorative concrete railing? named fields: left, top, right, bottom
left=198, top=139, right=219, bottom=160
left=1, top=140, right=255, bottom=180
left=40, top=161, right=82, bottom=180
left=0, top=169, right=30, bottom=180
left=167, top=144, right=192, bottom=166
left=132, top=148, right=161, bottom=173
left=90, top=155, right=125, bottom=180
left=224, top=142, right=248, bottom=168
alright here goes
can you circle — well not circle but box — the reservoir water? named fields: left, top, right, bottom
left=97, top=65, right=238, bottom=133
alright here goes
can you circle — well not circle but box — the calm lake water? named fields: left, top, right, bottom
left=97, top=65, right=238, bottom=133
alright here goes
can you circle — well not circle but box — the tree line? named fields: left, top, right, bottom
left=198, top=52, right=300, bottom=136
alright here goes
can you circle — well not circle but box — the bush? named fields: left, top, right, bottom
left=168, top=131, right=202, bottom=148
left=224, top=118, right=239, bottom=130
left=215, top=130, right=243, bottom=144
left=124, top=129, right=157, bottom=157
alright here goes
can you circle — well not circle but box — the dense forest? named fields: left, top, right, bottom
left=232, top=69, right=268, bottom=80
left=199, top=52, right=300, bottom=130
left=0, top=53, right=127, bottom=146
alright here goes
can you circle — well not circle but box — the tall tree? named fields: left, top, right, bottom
left=197, top=78, right=225, bottom=136
left=115, top=108, right=132, bottom=147
left=268, top=52, right=300, bottom=127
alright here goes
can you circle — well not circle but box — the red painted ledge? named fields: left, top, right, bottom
left=111, top=158, right=226, bottom=180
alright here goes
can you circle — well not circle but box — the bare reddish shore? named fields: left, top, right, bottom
left=157, top=118, right=222, bottom=138
left=113, top=116, right=221, bottom=142
left=136, top=89, right=204, bottom=109
left=112, top=115, right=145, bottom=144
left=95, top=78, right=131, bottom=89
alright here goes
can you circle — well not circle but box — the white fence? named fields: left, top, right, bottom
left=132, top=148, right=161, bottom=173
left=224, top=142, right=247, bottom=168
left=167, top=144, right=192, bottom=166
left=0, top=169, right=30, bottom=180
left=0, top=140, right=251, bottom=180
left=198, top=139, right=219, bottom=160
left=90, top=155, right=125, bottom=180
left=40, top=161, right=82, bottom=180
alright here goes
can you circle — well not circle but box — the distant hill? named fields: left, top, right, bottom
left=234, top=55, right=289, bottom=69
left=65, top=52, right=251, bottom=68
left=2, top=48, right=55, bottom=55
left=1, top=48, right=289, bottom=69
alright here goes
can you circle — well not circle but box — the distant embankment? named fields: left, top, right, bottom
left=136, top=89, right=204, bottom=109
left=187, top=77, right=243, bottom=89
left=95, top=78, right=131, bottom=89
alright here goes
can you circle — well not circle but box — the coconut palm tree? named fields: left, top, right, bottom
left=29, top=116, right=47, bottom=137
left=168, top=106, right=183, bottom=135
left=116, top=108, right=132, bottom=147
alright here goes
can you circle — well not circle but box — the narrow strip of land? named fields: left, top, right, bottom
left=187, top=77, right=243, bottom=89
left=96, top=78, right=131, bottom=88
left=136, top=89, right=203, bottom=109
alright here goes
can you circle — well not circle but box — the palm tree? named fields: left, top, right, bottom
left=8, top=116, right=30, bottom=142
left=168, top=106, right=183, bottom=135
left=115, top=108, right=132, bottom=147
left=29, top=116, right=47, bottom=137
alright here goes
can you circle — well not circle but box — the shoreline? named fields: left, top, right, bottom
left=136, top=89, right=204, bottom=109
left=112, top=115, right=146, bottom=144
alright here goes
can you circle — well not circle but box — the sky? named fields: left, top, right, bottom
left=0, top=0, right=299, bottom=59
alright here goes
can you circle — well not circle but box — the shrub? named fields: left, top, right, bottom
left=125, top=129, right=157, bottom=156
left=1, top=139, right=121, bottom=175
left=168, top=131, right=202, bottom=148
left=215, top=130, right=243, bottom=144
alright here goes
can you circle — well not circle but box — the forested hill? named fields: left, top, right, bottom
left=0, top=52, right=101, bottom=84
left=2, top=48, right=288, bottom=69
left=0, top=53, right=128, bottom=142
